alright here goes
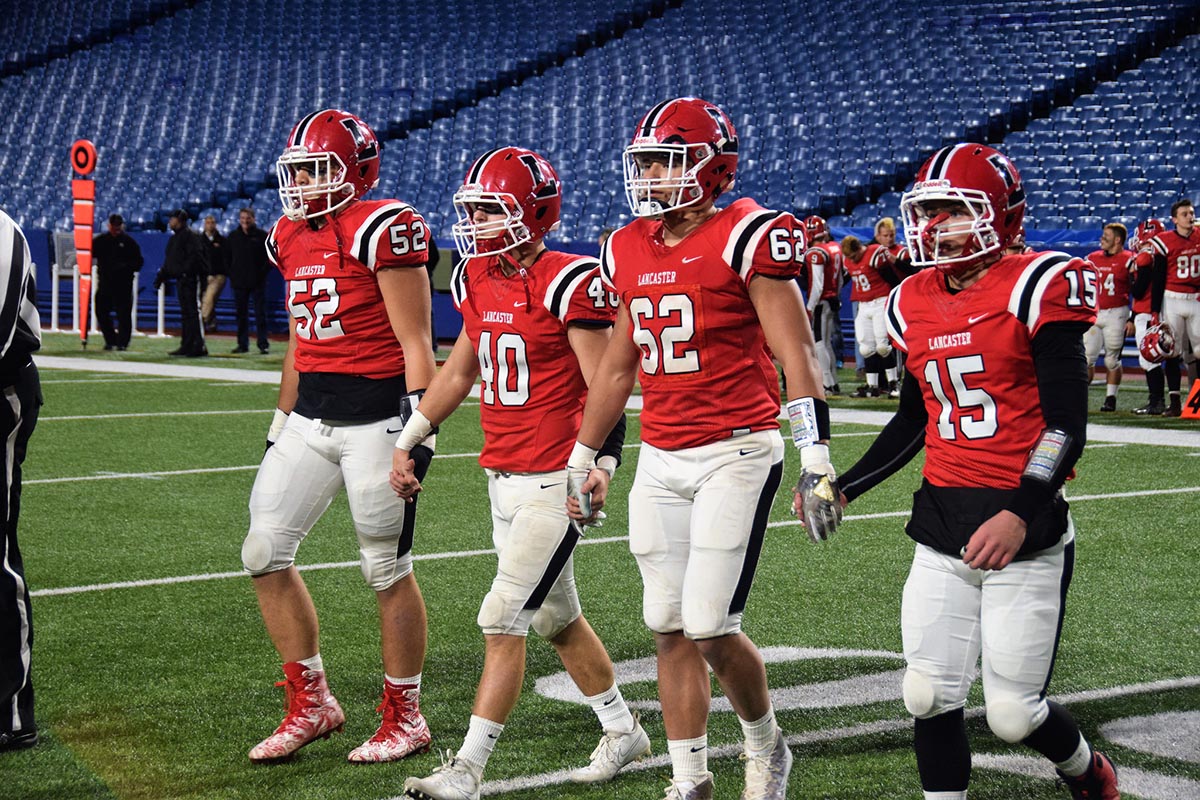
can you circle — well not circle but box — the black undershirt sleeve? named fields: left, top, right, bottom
left=1150, top=253, right=1167, bottom=313
left=840, top=368, right=927, bottom=502
left=598, top=414, right=626, bottom=467
left=1003, top=321, right=1091, bottom=523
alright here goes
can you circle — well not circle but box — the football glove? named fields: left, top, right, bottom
left=795, top=444, right=842, bottom=543
left=265, top=408, right=288, bottom=451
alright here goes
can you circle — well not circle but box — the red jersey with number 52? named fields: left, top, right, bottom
left=886, top=251, right=1097, bottom=488
left=1085, top=248, right=1133, bottom=310
left=601, top=197, right=804, bottom=451
left=451, top=250, right=616, bottom=472
left=267, top=199, right=430, bottom=379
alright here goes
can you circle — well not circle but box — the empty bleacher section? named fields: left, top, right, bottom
left=1, top=0, right=1199, bottom=334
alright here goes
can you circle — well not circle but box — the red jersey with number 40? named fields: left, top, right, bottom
left=451, top=250, right=616, bottom=472
left=267, top=199, right=430, bottom=379
left=601, top=197, right=805, bottom=451
left=886, top=251, right=1097, bottom=489
left=1085, top=248, right=1133, bottom=310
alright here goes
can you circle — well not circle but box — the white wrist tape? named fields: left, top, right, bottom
left=800, top=443, right=833, bottom=472
left=267, top=408, right=289, bottom=442
left=568, top=441, right=599, bottom=470
left=395, top=409, right=434, bottom=451
left=786, top=397, right=820, bottom=448
left=596, top=455, right=619, bottom=477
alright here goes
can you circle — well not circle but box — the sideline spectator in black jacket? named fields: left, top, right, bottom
left=226, top=208, right=270, bottom=354
left=199, top=215, right=229, bottom=333
left=155, top=209, right=208, bottom=356
left=92, top=213, right=143, bottom=350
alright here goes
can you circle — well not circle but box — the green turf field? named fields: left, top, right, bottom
left=5, top=332, right=1199, bottom=799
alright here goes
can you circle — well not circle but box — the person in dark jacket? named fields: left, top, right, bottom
left=199, top=215, right=229, bottom=333
left=92, top=214, right=144, bottom=350
left=226, top=208, right=270, bottom=354
left=155, top=209, right=208, bottom=356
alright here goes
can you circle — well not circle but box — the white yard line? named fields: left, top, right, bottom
left=39, top=409, right=269, bottom=422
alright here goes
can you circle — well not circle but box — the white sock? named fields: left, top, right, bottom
left=886, top=366, right=899, bottom=382
left=584, top=684, right=636, bottom=735
left=1106, top=384, right=1118, bottom=398
left=1055, top=734, right=1093, bottom=777
left=867, top=374, right=880, bottom=388
left=386, top=673, right=421, bottom=689
left=667, top=735, right=708, bottom=785
left=924, top=792, right=967, bottom=799
left=457, top=715, right=504, bottom=770
left=739, top=708, right=779, bottom=757
left=298, top=653, right=323, bottom=671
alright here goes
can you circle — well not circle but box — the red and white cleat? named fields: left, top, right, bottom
left=248, top=662, right=346, bottom=763
left=348, top=683, right=432, bottom=763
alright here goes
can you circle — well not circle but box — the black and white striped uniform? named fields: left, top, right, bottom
left=0, top=209, right=42, bottom=743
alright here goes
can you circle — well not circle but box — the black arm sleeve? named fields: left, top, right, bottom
left=1150, top=253, right=1167, bottom=313
left=1003, top=321, right=1091, bottom=523
left=839, top=369, right=927, bottom=502
left=1130, top=259, right=1153, bottom=301
left=598, top=413, right=626, bottom=467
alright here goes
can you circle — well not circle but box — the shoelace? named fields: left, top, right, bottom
left=739, top=750, right=783, bottom=799
left=588, top=733, right=620, bottom=763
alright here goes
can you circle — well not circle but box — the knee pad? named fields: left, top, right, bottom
left=241, top=529, right=293, bottom=575
left=682, top=602, right=743, bottom=640
left=858, top=341, right=875, bottom=358
left=1104, top=350, right=1122, bottom=371
left=902, top=667, right=938, bottom=718
left=642, top=601, right=684, bottom=635
left=477, top=589, right=534, bottom=636
left=986, top=695, right=1044, bottom=743
left=358, top=537, right=413, bottom=592
left=531, top=601, right=580, bottom=640
left=876, top=342, right=893, bottom=358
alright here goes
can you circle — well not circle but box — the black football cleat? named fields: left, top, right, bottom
left=1099, top=396, right=1116, bottom=412
left=1165, top=396, right=1182, bottom=417
left=0, top=729, right=38, bottom=752
left=1133, top=401, right=1165, bottom=415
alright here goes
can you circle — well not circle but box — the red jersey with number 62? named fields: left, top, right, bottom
left=886, top=251, right=1097, bottom=488
left=601, top=197, right=804, bottom=451
left=451, top=250, right=616, bottom=472
left=267, top=199, right=430, bottom=379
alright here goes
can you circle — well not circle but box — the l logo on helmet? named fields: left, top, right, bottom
left=518, top=153, right=559, bottom=200
left=987, top=154, right=1023, bottom=209
left=341, top=118, right=378, bottom=162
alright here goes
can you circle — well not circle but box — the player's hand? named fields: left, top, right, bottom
left=265, top=408, right=288, bottom=453
left=390, top=448, right=422, bottom=502
left=566, top=466, right=608, bottom=530
left=962, top=510, right=1026, bottom=570
left=793, top=445, right=842, bottom=542
left=1125, top=320, right=1135, bottom=337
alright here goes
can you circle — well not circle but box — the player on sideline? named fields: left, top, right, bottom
left=837, top=143, right=1118, bottom=800
left=1140, top=198, right=1200, bottom=417
left=241, top=109, right=437, bottom=764
left=801, top=215, right=844, bottom=394
left=567, top=97, right=842, bottom=800
left=1083, top=223, right=1133, bottom=412
left=394, top=147, right=648, bottom=800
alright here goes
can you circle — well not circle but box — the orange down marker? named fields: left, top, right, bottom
left=71, top=139, right=98, bottom=347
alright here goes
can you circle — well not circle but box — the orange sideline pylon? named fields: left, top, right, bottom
left=71, top=139, right=97, bottom=347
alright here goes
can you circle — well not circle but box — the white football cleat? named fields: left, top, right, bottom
left=664, top=772, right=715, bottom=799
left=403, top=750, right=483, bottom=800
left=568, top=718, right=651, bottom=783
left=739, top=729, right=792, bottom=800
left=248, top=663, right=345, bottom=763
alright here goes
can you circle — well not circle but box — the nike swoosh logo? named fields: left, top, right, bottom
left=514, top=302, right=527, bottom=308
left=323, top=251, right=338, bottom=259
left=386, top=427, right=403, bottom=434
left=689, top=746, right=705, bottom=752
left=967, top=314, right=987, bottom=324
left=682, top=255, right=702, bottom=264
left=602, top=698, right=615, bottom=706
left=487, top=733, right=499, bottom=739
left=540, top=482, right=563, bottom=489
left=738, top=448, right=759, bottom=456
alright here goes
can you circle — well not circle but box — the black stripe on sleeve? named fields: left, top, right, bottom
left=1015, top=254, right=1070, bottom=328
left=548, top=260, right=598, bottom=319
left=728, top=211, right=782, bottom=275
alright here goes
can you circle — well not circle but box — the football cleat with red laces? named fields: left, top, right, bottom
left=248, top=662, right=345, bottom=763
left=1057, top=751, right=1119, bottom=800
left=348, top=683, right=432, bottom=763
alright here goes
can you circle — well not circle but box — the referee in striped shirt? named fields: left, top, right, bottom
left=0, top=209, right=41, bottom=752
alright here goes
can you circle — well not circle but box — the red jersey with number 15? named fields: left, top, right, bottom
left=601, top=197, right=805, bottom=451
left=267, top=199, right=430, bottom=379
left=886, top=251, right=1096, bottom=489
left=451, top=250, right=617, bottom=472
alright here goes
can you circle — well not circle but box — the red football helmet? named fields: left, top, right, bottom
left=1129, top=218, right=1165, bottom=253
left=900, top=143, right=1026, bottom=275
left=277, top=109, right=381, bottom=221
left=451, top=147, right=561, bottom=258
left=623, top=97, right=738, bottom=217
left=804, top=215, right=830, bottom=242
left=1140, top=320, right=1176, bottom=363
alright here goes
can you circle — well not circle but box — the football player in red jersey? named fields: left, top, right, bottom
left=842, top=234, right=902, bottom=397
left=241, top=109, right=437, bottom=765
left=801, top=215, right=844, bottom=394
left=837, top=144, right=1119, bottom=800
left=1142, top=198, right=1200, bottom=416
left=393, top=148, right=648, bottom=800
left=566, top=97, right=841, bottom=800
left=1084, top=223, right=1134, bottom=411
left=1129, top=218, right=1168, bottom=413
